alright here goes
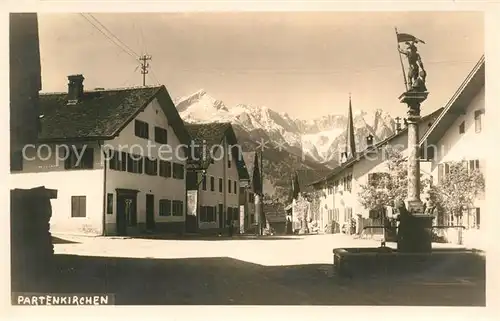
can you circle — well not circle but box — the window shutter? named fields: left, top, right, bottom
left=85, top=148, right=94, bottom=168
left=64, top=150, right=72, bottom=169
left=437, top=163, right=443, bottom=184
left=80, top=196, right=87, bottom=218
left=71, top=196, right=78, bottom=217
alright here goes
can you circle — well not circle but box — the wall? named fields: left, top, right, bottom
left=197, top=137, right=240, bottom=230
left=104, top=98, right=187, bottom=234
left=430, top=86, right=486, bottom=210
left=10, top=142, right=104, bottom=236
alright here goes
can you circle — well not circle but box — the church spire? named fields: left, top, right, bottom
left=345, top=93, right=356, bottom=160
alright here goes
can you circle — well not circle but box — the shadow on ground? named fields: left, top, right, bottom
left=14, top=253, right=485, bottom=306
left=127, top=234, right=304, bottom=241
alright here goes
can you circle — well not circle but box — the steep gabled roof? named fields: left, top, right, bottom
left=38, top=85, right=191, bottom=144
left=185, top=122, right=250, bottom=180
left=295, top=169, right=332, bottom=190
left=310, top=107, right=443, bottom=188
left=419, top=55, right=485, bottom=147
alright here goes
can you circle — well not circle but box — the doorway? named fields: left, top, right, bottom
left=116, top=189, right=139, bottom=236
left=218, top=204, right=224, bottom=228
left=146, top=194, right=155, bottom=231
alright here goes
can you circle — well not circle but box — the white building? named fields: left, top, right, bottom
left=420, top=55, right=485, bottom=246
left=312, top=98, right=442, bottom=235
left=185, top=123, right=250, bottom=234
left=10, top=75, right=191, bottom=236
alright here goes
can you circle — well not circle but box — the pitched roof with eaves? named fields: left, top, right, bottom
left=185, top=122, right=250, bottom=181
left=310, top=107, right=444, bottom=188
left=38, top=85, right=191, bottom=144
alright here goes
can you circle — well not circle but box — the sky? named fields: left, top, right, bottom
left=37, top=12, right=484, bottom=120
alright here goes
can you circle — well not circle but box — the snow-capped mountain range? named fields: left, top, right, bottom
left=175, top=89, right=396, bottom=168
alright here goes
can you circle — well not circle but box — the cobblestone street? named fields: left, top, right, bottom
left=45, top=234, right=485, bottom=306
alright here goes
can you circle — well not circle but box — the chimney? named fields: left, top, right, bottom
left=366, top=134, right=374, bottom=147
left=395, top=117, right=402, bottom=133
left=67, top=74, right=84, bottom=104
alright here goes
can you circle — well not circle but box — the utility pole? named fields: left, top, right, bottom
left=260, top=151, right=264, bottom=235
left=139, top=54, right=152, bottom=86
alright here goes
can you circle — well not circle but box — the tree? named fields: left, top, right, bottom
left=357, top=146, right=430, bottom=215
left=293, top=194, right=310, bottom=234
left=429, top=161, right=485, bottom=224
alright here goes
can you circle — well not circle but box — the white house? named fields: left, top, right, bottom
left=420, top=55, right=485, bottom=246
left=311, top=101, right=442, bottom=235
left=9, top=75, right=191, bottom=236
left=184, top=123, right=250, bottom=234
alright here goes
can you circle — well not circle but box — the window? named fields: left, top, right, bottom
left=219, top=178, right=223, bottom=192
left=109, top=150, right=118, bottom=170
left=249, top=193, right=255, bottom=203
left=200, top=206, right=216, bottom=222
left=159, top=199, right=171, bottom=216
left=154, top=126, right=168, bottom=144
left=234, top=181, right=237, bottom=194
left=10, top=151, right=23, bottom=171
left=71, top=196, right=86, bottom=218
left=468, top=159, right=480, bottom=172
left=227, top=207, right=232, bottom=221
left=172, top=200, right=184, bottom=216
left=106, top=194, right=113, bottom=214
left=109, top=150, right=128, bottom=172
left=474, top=110, right=483, bottom=133
left=127, top=153, right=143, bottom=174
left=159, top=160, right=171, bottom=178
left=202, top=176, right=207, bottom=190
left=476, top=208, right=481, bottom=228
left=342, top=174, right=352, bottom=192
left=228, top=155, right=232, bottom=168
left=145, top=157, right=158, bottom=176
left=228, top=179, right=232, bottom=193
left=459, top=121, right=465, bottom=134
left=172, top=163, right=185, bottom=179
left=135, top=120, right=149, bottom=139
left=210, top=176, right=215, bottom=191
left=65, top=148, right=94, bottom=170
left=120, top=151, right=127, bottom=171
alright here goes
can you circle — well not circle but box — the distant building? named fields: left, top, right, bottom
left=185, top=123, right=250, bottom=234
left=420, top=55, right=485, bottom=247
left=311, top=95, right=442, bottom=236
left=10, top=75, right=191, bottom=236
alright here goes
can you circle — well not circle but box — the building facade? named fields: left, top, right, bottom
left=420, top=56, right=485, bottom=247
left=313, top=108, right=442, bottom=236
left=185, top=123, right=250, bottom=234
left=10, top=75, right=191, bottom=236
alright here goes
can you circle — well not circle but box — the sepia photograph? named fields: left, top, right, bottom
left=8, top=10, right=487, bottom=308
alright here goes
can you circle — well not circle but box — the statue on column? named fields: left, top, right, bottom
left=399, top=41, right=427, bottom=92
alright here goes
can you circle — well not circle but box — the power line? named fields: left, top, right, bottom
left=167, top=60, right=477, bottom=75
left=149, top=68, right=162, bottom=85
left=79, top=13, right=138, bottom=62
left=86, top=13, right=140, bottom=58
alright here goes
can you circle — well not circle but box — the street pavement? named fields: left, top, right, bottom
left=46, top=233, right=485, bottom=305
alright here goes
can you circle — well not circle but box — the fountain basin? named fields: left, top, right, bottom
left=333, top=247, right=485, bottom=278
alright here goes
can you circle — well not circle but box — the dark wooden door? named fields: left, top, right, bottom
left=218, top=204, right=224, bottom=228
left=146, top=194, right=155, bottom=230
left=116, top=195, right=127, bottom=236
